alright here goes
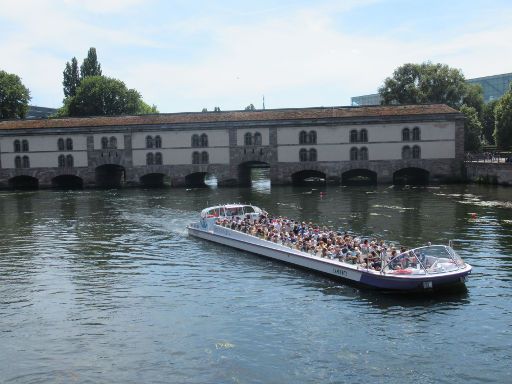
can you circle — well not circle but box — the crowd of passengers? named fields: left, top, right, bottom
left=215, top=214, right=420, bottom=271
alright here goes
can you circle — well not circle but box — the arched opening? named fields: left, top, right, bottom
left=291, top=170, right=326, bottom=186
left=8, top=175, right=39, bottom=190
left=140, top=173, right=169, bottom=188
left=393, top=167, right=430, bottom=185
left=342, top=169, right=377, bottom=186
left=51, top=175, right=83, bottom=190
left=238, top=161, right=270, bottom=187
left=95, top=164, right=125, bottom=188
left=185, top=172, right=209, bottom=188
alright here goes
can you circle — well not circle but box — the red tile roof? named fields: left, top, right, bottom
left=0, top=104, right=461, bottom=130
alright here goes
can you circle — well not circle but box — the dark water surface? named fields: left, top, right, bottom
left=1, top=181, right=511, bottom=383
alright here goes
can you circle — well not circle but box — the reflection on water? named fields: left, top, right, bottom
left=0, top=184, right=511, bottom=383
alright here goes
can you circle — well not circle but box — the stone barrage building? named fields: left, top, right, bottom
left=0, top=104, right=464, bottom=189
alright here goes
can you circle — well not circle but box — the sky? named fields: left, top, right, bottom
left=1, top=0, right=511, bottom=113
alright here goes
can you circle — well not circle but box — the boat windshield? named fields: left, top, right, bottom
left=201, top=205, right=260, bottom=219
left=382, top=245, right=466, bottom=275
left=225, top=206, right=245, bottom=216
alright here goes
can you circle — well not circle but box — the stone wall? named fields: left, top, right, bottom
left=465, top=162, right=512, bottom=186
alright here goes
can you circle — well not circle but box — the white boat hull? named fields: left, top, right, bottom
left=188, top=224, right=472, bottom=292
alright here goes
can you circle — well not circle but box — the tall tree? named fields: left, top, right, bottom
left=482, top=99, right=499, bottom=145
left=460, top=105, right=482, bottom=152
left=63, top=57, right=80, bottom=97
left=0, top=70, right=31, bottom=119
left=378, top=62, right=478, bottom=110
left=462, top=83, right=484, bottom=118
left=245, top=103, right=255, bottom=111
left=80, top=47, right=102, bottom=79
left=62, top=76, right=154, bottom=117
left=494, top=87, right=512, bottom=149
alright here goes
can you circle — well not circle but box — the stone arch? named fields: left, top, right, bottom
left=140, top=172, right=168, bottom=188
left=185, top=172, right=211, bottom=188
left=238, top=160, right=270, bottom=187
left=8, top=175, right=39, bottom=190
left=51, top=175, right=83, bottom=189
left=393, top=167, right=429, bottom=185
left=291, top=169, right=326, bottom=185
left=95, top=164, right=125, bottom=188
left=342, top=169, right=377, bottom=186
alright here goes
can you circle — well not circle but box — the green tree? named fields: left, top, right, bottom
left=0, top=70, right=31, bottom=119
left=201, top=108, right=208, bottom=112
left=80, top=47, right=102, bottom=79
left=62, top=76, right=153, bottom=116
left=214, top=106, right=221, bottom=112
left=494, top=88, right=512, bottom=149
left=245, top=103, right=255, bottom=111
left=379, top=62, right=478, bottom=110
left=482, top=99, right=499, bottom=145
left=138, top=101, right=159, bottom=114
left=462, top=83, right=484, bottom=117
left=63, top=57, right=80, bottom=97
left=460, top=104, right=482, bottom=152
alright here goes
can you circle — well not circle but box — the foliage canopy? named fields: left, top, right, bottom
left=0, top=70, right=31, bottom=119
left=61, top=76, right=155, bottom=116
left=460, top=105, right=482, bottom=152
left=494, top=87, right=512, bottom=149
left=378, top=62, right=482, bottom=112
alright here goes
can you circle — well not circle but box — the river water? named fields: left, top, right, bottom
left=1, top=179, right=511, bottom=383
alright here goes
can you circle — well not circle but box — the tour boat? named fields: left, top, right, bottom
left=187, top=204, right=472, bottom=292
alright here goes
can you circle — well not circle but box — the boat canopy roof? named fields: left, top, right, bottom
left=200, top=204, right=263, bottom=218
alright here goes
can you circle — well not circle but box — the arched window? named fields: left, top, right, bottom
left=22, top=140, right=29, bottom=152
left=402, top=128, right=410, bottom=141
left=192, top=151, right=200, bottom=164
left=299, top=131, right=307, bottom=145
left=146, top=152, right=154, bottom=165
left=65, top=138, right=73, bottom=150
left=402, top=146, right=411, bottom=160
left=254, top=132, right=262, bottom=145
left=155, top=152, right=163, bottom=165
left=244, top=132, right=252, bottom=146
left=191, top=134, right=200, bottom=147
left=350, top=147, right=358, bottom=161
left=58, top=154, right=66, bottom=167
left=15, top=156, right=22, bottom=168
left=66, top=154, right=74, bottom=167
left=359, top=129, right=368, bottom=143
left=412, top=127, right=421, bottom=141
left=57, top=138, right=65, bottom=151
left=309, top=131, right=317, bottom=144
left=154, top=135, right=162, bottom=148
left=22, top=155, right=30, bottom=168
left=200, top=133, right=208, bottom=147
left=101, top=137, right=108, bottom=149
left=350, top=130, right=358, bottom=143
left=309, top=148, right=317, bottom=162
left=360, top=147, right=368, bottom=161
left=299, top=148, right=308, bottom=162
left=146, top=135, right=154, bottom=149
left=14, top=140, right=21, bottom=153
left=109, top=136, right=117, bottom=149
left=412, top=145, right=421, bottom=159
left=201, top=151, right=209, bottom=164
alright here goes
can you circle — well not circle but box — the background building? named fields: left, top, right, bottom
left=467, top=73, right=512, bottom=102
left=351, top=72, right=512, bottom=106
